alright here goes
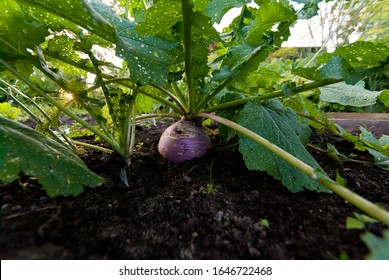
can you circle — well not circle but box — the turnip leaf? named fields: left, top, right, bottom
left=245, top=2, right=296, bottom=45
left=238, top=99, right=327, bottom=192
left=0, top=117, right=103, bottom=197
left=318, top=41, right=389, bottom=68
left=320, top=81, right=380, bottom=107
left=205, top=0, right=250, bottom=24
left=16, top=0, right=182, bottom=85
left=362, top=230, right=389, bottom=260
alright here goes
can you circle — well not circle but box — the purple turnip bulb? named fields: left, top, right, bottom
left=158, top=118, right=212, bottom=163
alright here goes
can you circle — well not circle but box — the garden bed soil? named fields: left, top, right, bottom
left=1, top=122, right=388, bottom=259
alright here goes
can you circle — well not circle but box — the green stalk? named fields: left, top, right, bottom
left=171, top=81, right=188, bottom=111
left=0, top=59, right=124, bottom=155
left=86, top=78, right=137, bottom=92
left=72, top=140, right=113, bottom=153
left=202, top=78, right=342, bottom=113
left=29, top=57, right=117, bottom=143
left=88, top=51, right=118, bottom=130
left=197, top=112, right=389, bottom=225
left=2, top=80, right=77, bottom=150
left=137, top=88, right=183, bottom=114
left=121, top=88, right=139, bottom=158
left=0, top=79, right=53, bottom=122
left=1, top=87, right=69, bottom=147
left=124, top=0, right=130, bottom=19
left=135, top=113, right=181, bottom=121
left=89, top=78, right=184, bottom=114
left=149, top=83, right=187, bottom=115
left=128, top=100, right=137, bottom=156
left=43, top=50, right=99, bottom=75
left=181, top=0, right=195, bottom=114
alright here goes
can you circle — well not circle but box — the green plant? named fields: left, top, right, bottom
left=1, top=0, right=389, bottom=227
left=0, top=116, right=103, bottom=196
left=0, top=102, right=23, bottom=120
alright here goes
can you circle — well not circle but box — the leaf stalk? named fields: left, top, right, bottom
left=181, top=0, right=195, bottom=114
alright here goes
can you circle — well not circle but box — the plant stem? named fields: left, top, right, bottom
left=197, top=112, right=389, bottom=225
left=88, top=51, right=118, bottom=130
left=135, top=113, right=181, bottom=121
left=122, top=87, right=139, bottom=158
left=307, top=144, right=373, bottom=165
left=72, top=140, right=113, bottom=153
left=0, top=79, right=53, bottom=122
left=86, top=78, right=136, bottom=92
left=181, top=0, right=195, bottom=114
left=0, top=59, right=124, bottom=155
left=171, top=81, right=188, bottom=111
left=137, top=88, right=183, bottom=114
left=149, top=83, right=187, bottom=114
left=43, top=50, right=100, bottom=75
left=89, top=78, right=184, bottom=114
left=124, top=0, right=130, bottom=19
left=128, top=101, right=137, bottom=156
left=202, top=78, right=341, bottom=113
left=29, top=54, right=117, bottom=143
left=2, top=87, right=69, bottom=147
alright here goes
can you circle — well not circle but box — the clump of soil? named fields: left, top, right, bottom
left=1, top=123, right=388, bottom=259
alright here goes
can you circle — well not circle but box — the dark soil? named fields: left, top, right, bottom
left=1, top=122, right=388, bottom=260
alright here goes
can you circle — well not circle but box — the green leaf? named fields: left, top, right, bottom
left=378, top=89, right=389, bottom=108
left=283, top=94, right=336, bottom=132
left=237, top=99, right=327, bottom=192
left=135, top=93, right=156, bottom=114
left=0, top=0, right=49, bottom=55
left=192, top=35, right=211, bottom=87
left=205, top=0, right=250, bottom=24
left=291, top=0, right=324, bottom=19
left=0, top=0, right=48, bottom=76
left=366, top=149, right=389, bottom=170
left=192, top=12, right=221, bottom=42
left=18, top=0, right=116, bottom=41
left=135, top=0, right=182, bottom=39
left=359, top=128, right=389, bottom=152
left=292, top=67, right=322, bottom=81
left=246, top=2, right=296, bottom=45
left=212, top=66, right=239, bottom=81
left=320, top=81, right=380, bottom=107
left=336, top=126, right=389, bottom=169
left=346, top=217, right=365, bottom=230
left=359, top=128, right=389, bottom=170
left=319, top=56, right=367, bottom=85
left=17, top=0, right=181, bottom=85
left=193, top=0, right=208, bottom=12
left=318, top=42, right=389, bottom=68
left=362, top=230, right=389, bottom=260
left=335, top=171, right=347, bottom=187
left=0, top=117, right=103, bottom=197
left=117, top=0, right=145, bottom=18
left=88, top=0, right=182, bottom=85
left=219, top=43, right=273, bottom=83
left=247, top=66, right=282, bottom=89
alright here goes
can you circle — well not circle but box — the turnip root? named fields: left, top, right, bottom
left=158, top=118, right=212, bottom=163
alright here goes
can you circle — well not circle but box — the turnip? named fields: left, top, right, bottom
left=158, top=118, right=212, bottom=163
